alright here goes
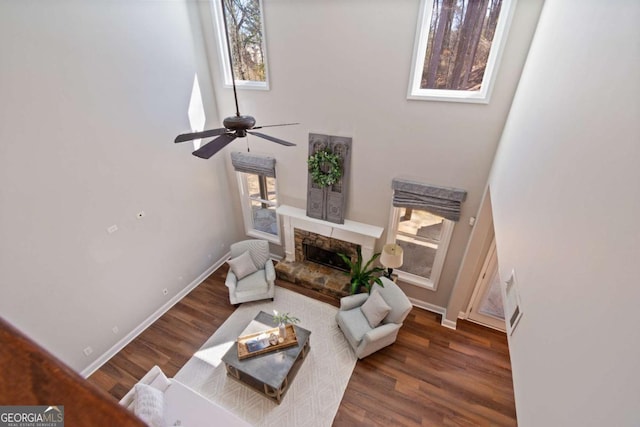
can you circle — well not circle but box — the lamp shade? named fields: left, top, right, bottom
left=380, top=243, right=404, bottom=269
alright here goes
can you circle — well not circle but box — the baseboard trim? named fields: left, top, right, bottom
left=408, top=298, right=458, bottom=330
left=441, top=319, right=457, bottom=330
left=441, top=311, right=467, bottom=330
left=408, top=297, right=446, bottom=316
left=81, top=252, right=230, bottom=378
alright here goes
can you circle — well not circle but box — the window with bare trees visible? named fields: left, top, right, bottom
left=408, top=0, right=515, bottom=103
left=212, top=0, right=269, bottom=90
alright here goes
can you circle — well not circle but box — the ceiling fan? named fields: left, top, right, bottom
left=175, top=0, right=297, bottom=159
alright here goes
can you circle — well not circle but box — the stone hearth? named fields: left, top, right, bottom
left=275, top=260, right=351, bottom=298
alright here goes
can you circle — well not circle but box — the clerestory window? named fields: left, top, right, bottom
left=408, top=0, right=516, bottom=103
left=212, top=0, right=269, bottom=90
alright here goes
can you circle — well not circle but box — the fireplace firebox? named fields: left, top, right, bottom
left=303, top=244, right=350, bottom=272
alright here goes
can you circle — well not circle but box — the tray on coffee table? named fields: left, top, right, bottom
left=237, top=324, right=298, bottom=360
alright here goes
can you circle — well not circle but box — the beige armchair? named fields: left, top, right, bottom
left=336, top=277, right=412, bottom=359
left=225, top=239, right=275, bottom=305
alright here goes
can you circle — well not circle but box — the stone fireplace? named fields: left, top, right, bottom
left=275, top=205, right=383, bottom=298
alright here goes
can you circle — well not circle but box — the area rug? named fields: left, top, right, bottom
left=175, top=286, right=357, bottom=427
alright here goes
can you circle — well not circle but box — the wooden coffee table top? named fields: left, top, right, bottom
left=221, top=311, right=311, bottom=390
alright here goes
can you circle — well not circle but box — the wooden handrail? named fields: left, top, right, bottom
left=0, top=316, right=145, bottom=426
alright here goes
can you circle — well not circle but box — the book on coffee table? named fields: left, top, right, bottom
left=245, top=337, right=270, bottom=353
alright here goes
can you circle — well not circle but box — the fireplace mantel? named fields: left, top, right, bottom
left=276, top=205, right=383, bottom=262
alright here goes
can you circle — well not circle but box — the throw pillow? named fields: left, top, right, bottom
left=134, top=383, right=166, bottom=427
left=360, top=290, right=392, bottom=328
left=227, top=251, right=258, bottom=280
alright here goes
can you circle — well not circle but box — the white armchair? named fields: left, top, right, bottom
left=225, top=239, right=275, bottom=305
left=336, top=277, right=412, bottom=359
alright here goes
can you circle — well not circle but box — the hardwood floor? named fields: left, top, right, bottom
left=88, top=265, right=516, bottom=426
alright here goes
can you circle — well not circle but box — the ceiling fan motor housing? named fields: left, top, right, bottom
left=223, top=115, right=256, bottom=137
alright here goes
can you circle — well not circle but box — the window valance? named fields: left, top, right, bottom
left=231, top=152, right=276, bottom=178
left=392, top=178, right=467, bottom=222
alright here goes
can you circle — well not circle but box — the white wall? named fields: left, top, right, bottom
left=489, top=1, right=640, bottom=425
left=0, top=0, right=243, bottom=372
left=200, top=0, right=544, bottom=307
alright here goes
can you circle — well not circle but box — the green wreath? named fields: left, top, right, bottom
left=307, top=149, right=342, bottom=188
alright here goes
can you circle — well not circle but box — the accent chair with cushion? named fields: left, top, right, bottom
left=225, top=239, right=275, bottom=305
left=336, top=277, right=412, bottom=359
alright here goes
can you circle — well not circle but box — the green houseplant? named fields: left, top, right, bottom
left=272, top=310, right=300, bottom=326
left=338, top=246, right=385, bottom=294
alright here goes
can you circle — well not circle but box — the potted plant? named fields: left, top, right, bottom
left=272, top=310, right=300, bottom=341
left=338, top=246, right=385, bottom=294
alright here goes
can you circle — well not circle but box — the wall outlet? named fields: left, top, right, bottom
left=83, top=346, right=93, bottom=357
left=162, top=288, right=168, bottom=296
left=107, top=224, right=118, bottom=234
left=136, top=211, right=145, bottom=219
left=112, top=326, right=119, bottom=335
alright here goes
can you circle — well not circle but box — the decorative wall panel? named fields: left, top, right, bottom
left=306, top=133, right=352, bottom=224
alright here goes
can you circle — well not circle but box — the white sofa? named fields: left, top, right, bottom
left=120, top=365, right=251, bottom=427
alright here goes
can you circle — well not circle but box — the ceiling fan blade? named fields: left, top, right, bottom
left=192, top=133, right=237, bottom=159
left=175, top=127, right=228, bottom=143
left=252, top=123, right=299, bottom=130
left=247, top=131, right=296, bottom=147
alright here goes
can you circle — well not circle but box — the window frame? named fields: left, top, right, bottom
left=236, top=171, right=281, bottom=244
left=211, top=0, right=270, bottom=91
left=407, top=0, right=517, bottom=104
left=386, top=204, right=455, bottom=291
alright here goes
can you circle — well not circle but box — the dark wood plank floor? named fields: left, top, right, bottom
left=88, top=265, right=516, bottom=426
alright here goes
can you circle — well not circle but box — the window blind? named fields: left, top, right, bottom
left=231, top=152, right=276, bottom=178
left=392, top=178, right=467, bottom=222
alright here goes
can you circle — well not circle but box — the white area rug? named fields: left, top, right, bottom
left=175, top=286, right=357, bottom=427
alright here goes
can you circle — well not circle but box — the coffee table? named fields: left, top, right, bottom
left=222, top=311, right=311, bottom=404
